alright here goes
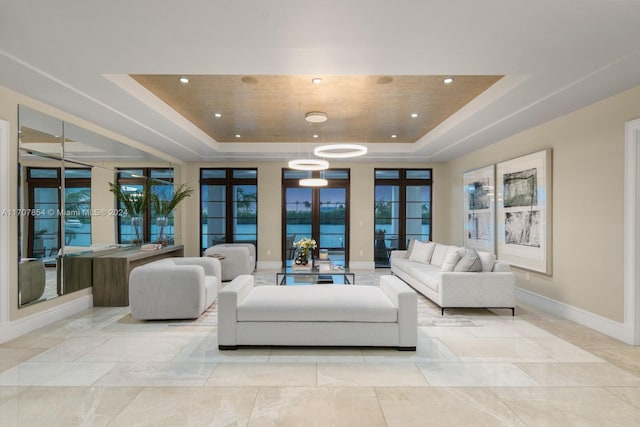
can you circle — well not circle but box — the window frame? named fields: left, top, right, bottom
left=374, top=168, right=432, bottom=266
left=199, top=168, right=258, bottom=254
left=115, top=167, right=174, bottom=244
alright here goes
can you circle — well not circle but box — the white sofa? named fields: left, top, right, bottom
left=129, top=257, right=221, bottom=320
left=390, top=241, right=515, bottom=315
left=218, top=275, right=417, bottom=350
left=205, top=243, right=255, bottom=281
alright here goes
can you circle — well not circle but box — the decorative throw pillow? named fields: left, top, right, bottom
left=430, top=244, right=449, bottom=267
left=441, top=249, right=463, bottom=272
left=454, top=248, right=483, bottom=272
left=477, top=251, right=496, bottom=272
left=405, top=239, right=416, bottom=259
left=409, top=240, right=436, bottom=264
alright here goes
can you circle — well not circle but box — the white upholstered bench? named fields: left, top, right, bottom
left=218, top=274, right=417, bottom=350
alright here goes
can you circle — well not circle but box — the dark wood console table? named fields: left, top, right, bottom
left=92, top=245, right=184, bottom=306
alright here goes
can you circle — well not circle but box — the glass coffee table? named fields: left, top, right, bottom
left=276, top=266, right=355, bottom=285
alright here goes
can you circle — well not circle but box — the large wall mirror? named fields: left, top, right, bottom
left=17, top=105, right=172, bottom=307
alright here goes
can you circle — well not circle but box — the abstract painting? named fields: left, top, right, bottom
left=497, top=149, right=552, bottom=274
left=463, top=165, right=495, bottom=253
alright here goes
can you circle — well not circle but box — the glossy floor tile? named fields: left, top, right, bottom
left=417, top=362, right=539, bottom=387
left=249, top=387, right=386, bottom=426
left=1, top=271, right=639, bottom=425
left=318, top=363, right=430, bottom=386
left=376, top=387, right=525, bottom=426
left=491, top=387, right=640, bottom=426
left=108, top=387, right=257, bottom=427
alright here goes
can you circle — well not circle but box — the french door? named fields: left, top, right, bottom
left=282, top=169, right=349, bottom=266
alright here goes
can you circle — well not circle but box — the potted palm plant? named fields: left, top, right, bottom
left=150, top=183, right=194, bottom=246
left=108, top=182, right=148, bottom=245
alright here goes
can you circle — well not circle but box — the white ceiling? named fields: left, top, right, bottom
left=1, top=0, right=640, bottom=163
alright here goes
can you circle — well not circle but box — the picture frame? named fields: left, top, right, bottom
left=463, top=164, right=495, bottom=253
left=496, top=149, right=552, bottom=274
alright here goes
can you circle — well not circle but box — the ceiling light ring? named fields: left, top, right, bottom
left=288, top=158, right=330, bottom=171
left=299, top=178, right=328, bottom=187
left=314, top=144, right=367, bottom=158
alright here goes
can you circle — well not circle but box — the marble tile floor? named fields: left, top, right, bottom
left=1, top=276, right=640, bottom=425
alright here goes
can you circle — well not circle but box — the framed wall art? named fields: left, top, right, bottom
left=496, top=149, right=552, bottom=274
left=463, top=164, right=495, bottom=253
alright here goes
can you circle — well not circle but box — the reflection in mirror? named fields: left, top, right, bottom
left=18, top=106, right=63, bottom=306
left=17, top=105, right=171, bottom=307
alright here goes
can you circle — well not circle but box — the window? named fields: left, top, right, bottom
left=115, top=168, right=174, bottom=244
left=282, top=169, right=350, bottom=266
left=374, top=169, right=432, bottom=267
left=26, top=167, right=92, bottom=258
left=200, top=168, right=258, bottom=253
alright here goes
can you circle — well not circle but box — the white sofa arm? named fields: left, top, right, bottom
left=390, top=250, right=408, bottom=260
left=439, top=272, right=515, bottom=310
left=379, top=275, right=417, bottom=349
left=173, top=257, right=221, bottom=288
left=217, top=274, right=255, bottom=348
left=129, top=265, right=206, bottom=319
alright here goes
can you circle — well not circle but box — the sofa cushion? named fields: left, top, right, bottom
left=441, top=249, right=463, bottom=272
left=409, top=265, right=441, bottom=292
left=430, top=244, right=450, bottom=267
left=391, top=258, right=414, bottom=274
left=391, top=258, right=418, bottom=274
left=454, top=248, right=483, bottom=272
left=478, top=251, right=496, bottom=272
left=237, top=285, right=397, bottom=322
left=409, top=240, right=436, bottom=264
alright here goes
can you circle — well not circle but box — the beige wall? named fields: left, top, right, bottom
left=443, top=85, right=640, bottom=323
left=179, top=161, right=448, bottom=264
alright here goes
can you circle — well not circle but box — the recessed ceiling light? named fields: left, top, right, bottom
left=313, top=134, right=319, bottom=138
left=214, top=113, right=222, bottom=118
left=391, top=134, right=397, bottom=138
left=443, top=77, right=454, bottom=84
left=235, top=134, right=241, bottom=138
left=179, top=76, right=189, bottom=83
left=410, top=113, right=418, bottom=118
left=311, top=78, right=323, bottom=84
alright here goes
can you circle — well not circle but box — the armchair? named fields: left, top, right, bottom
left=204, top=243, right=255, bottom=281
left=129, top=257, right=221, bottom=320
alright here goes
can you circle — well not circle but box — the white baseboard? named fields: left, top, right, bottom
left=516, top=287, right=633, bottom=344
left=256, top=261, right=282, bottom=270
left=348, top=261, right=376, bottom=270
left=0, top=295, right=93, bottom=344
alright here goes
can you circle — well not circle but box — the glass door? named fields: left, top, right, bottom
left=284, top=186, right=312, bottom=266
left=319, top=187, right=346, bottom=265
left=282, top=169, right=349, bottom=267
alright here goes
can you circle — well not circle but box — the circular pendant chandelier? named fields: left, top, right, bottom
left=314, top=144, right=367, bottom=158
left=299, top=178, right=328, bottom=187
left=288, top=158, right=329, bottom=171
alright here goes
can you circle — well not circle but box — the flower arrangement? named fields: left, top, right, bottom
left=293, top=237, right=317, bottom=251
left=293, top=237, right=317, bottom=266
